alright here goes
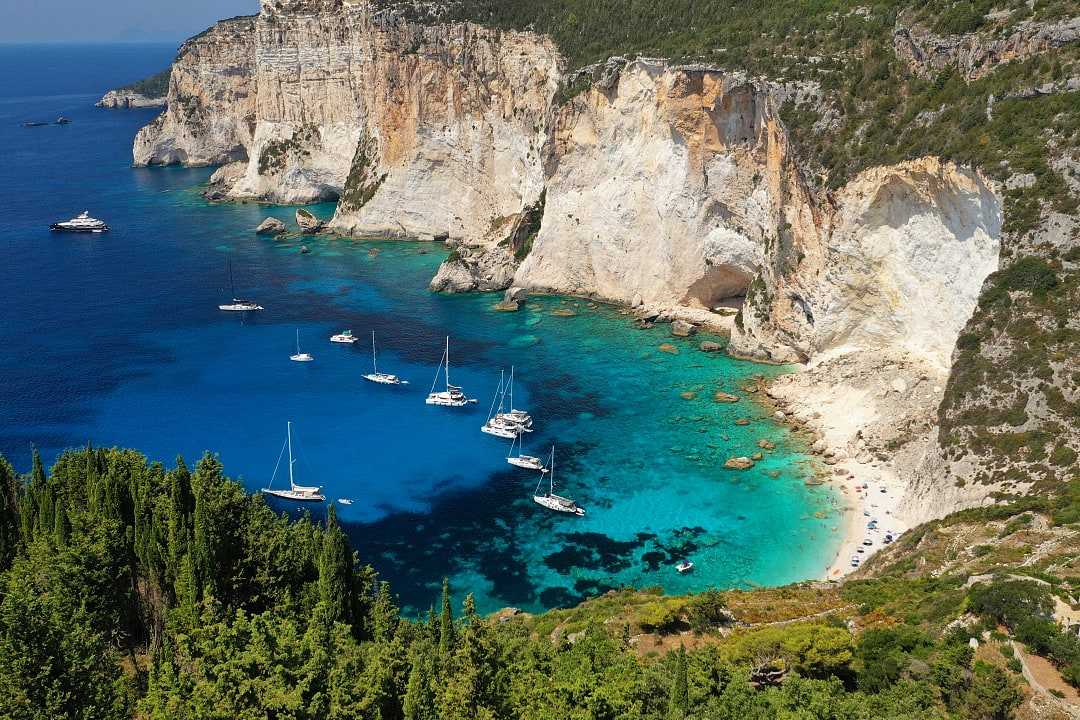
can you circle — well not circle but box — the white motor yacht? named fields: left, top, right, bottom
left=290, top=329, right=313, bottom=362
left=363, top=331, right=408, bottom=385
left=50, top=210, right=109, bottom=233
left=425, top=337, right=476, bottom=406
left=532, top=446, right=585, bottom=516
left=676, top=561, right=695, bottom=574
left=261, top=422, right=324, bottom=502
left=330, top=330, right=358, bottom=344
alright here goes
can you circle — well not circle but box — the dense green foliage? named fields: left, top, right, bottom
left=116, top=69, right=170, bottom=98
left=2, top=447, right=1070, bottom=718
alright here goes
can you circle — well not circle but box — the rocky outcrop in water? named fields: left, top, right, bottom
left=97, top=90, right=166, bottom=109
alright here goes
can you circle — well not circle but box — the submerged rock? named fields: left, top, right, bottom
left=495, top=299, right=520, bottom=312
left=724, top=456, right=755, bottom=470
left=735, top=418, right=751, bottom=426
left=552, top=308, right=577, bottom=317
left=255, top=217, right=287, bottom=235
left=680, top=391, right=696, bottom=400
left=713, top=391, right=739, bottom=403
left=752, top=452, right=764, bottom=461
left=757, top=439, right=776, bottom=450
left=699, top=341, right=724, bottom=352
left=658, top=343, right=679, bottom=354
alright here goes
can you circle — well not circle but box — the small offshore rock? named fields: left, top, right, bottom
left=659, top=343, right=679, bottom=354
left=724, top=456, right=755, bottom=470
left=757, top=439, right=776, bottom=450
left=751, top=452, right=764, bottom=461
left=505, top=286, right=528, bottom=304
left=699, top=341, right=724, bottom=353
left=296, top=208, right=324, bottom=234
left=299, top=245, right=311, bottom=254
left=494, top=300, right=520, bottom=312
left=255, top=217, right=287, bottom=236
left=713, top=391, right=739, bottom=403
left=671, top=319, right=697, bottom=337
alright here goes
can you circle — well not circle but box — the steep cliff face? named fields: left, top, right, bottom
left=513, top=61, right=808, bottom=311
left=731, top=159, right=1003, bottom=368
left=133, top=17, right=257, bottom=166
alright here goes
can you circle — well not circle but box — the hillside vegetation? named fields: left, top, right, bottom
left=1, top=447, right=1078, bottom=719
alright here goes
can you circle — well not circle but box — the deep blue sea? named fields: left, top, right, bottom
left=0, top=44, right=843, bottom=614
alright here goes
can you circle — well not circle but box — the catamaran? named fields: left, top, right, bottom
left=494, top=366, right=533, bottom=430
left=218, top=259, right=263, bottom=311
left=290, top=329, right=313, bottom=362
left=481, top=370, right=522, bottom=438
left=532, top=446, right=585, bottom=516
left=507, top=432, right=547, bottom=471
left=363, top=331, right=408, bottom=385
left=425, top=336, right=476, bottom=406
left=330, top=330, right=358, bottom=344
left=262, top=422, right=324, bottom=502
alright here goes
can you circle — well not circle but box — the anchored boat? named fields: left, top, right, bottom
left=425, top=337, right=476, bottom=406
left=532, top=446, right=585, bottom=516
left=50, top=210, right=109, bottom=233
left=363, top=331, right=408, bottom=385
left=481, top=370, right=522, bottom=438
left=290, top=329, right=313, bottom=362
left=507, top=432, right=547, bottom=471
left=217, top=259, right=263, bottom=311
left=261, top=422, right=324, bottom=502
left=330, top=330, right=358, bottom=344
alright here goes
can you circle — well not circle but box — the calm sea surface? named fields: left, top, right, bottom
left=0, top=43, right=842, bottom=613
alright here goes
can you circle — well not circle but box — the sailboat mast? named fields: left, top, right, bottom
left=287, top=421, right=295, bottom=490
left=444, top=336, right=450, bottom=390
left=550, top=446, right=555, bottom=494
left=509, top=366, right=514, bottom=410
left=295, top=329, right=300, bottom=355
left=371, top=331, right=378, bottom=374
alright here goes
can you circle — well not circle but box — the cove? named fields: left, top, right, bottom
left=0, top=44, right=842, bottom=615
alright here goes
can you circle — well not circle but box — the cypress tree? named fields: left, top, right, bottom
left=0, top=456, right=20, bottom=570
left=670, top=645, right=689, bottom=718
left=403, top=641, right=438, bottom=720
left=372, top=580, right=399, bottom=643
left=318, top=505, right=353, bottom=624
left=439, top=577, right=455, bottom=655
left=52, top=500, right=69, bottom=547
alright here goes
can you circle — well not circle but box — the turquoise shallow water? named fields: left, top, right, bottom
left=0, top=44, right=843, bottom=615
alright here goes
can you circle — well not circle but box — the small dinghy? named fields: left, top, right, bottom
left=675, top=560, right=695, bottom=574
left=338, top=498, right=353, bottom=506
left=290, top=329, right=313, bottom=362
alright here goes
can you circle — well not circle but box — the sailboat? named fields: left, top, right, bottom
left=532, top=446, right=585, bottom=516
left=481, top=370, right=520, bottom=438
left=363, top=331, right=408, bottom=385
left=290, top=329, right=313, bottom=362
left=262, top=422, right=324, bottom=502
left=507, top=432, right=547, bottom=471
left=494, top=366, right=533, bottom=431
left=218, top=259, right=264, bottom=311
left=425, top=337, right=477, bottom=407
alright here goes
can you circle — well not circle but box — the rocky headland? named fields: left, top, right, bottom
left=129, top=0, right=1080, bottom=572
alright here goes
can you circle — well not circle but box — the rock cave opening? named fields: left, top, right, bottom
left=682, top=264, right=752, bottom=312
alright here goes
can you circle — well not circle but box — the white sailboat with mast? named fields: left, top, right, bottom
left=262, top=422, right=324, bottom=502
left=507, top=432, right=547, bottom=471
left=532, top=446, right=585, bottom=516
left=218, top=259, right=264, bottom=312
left=481, top=370, right=520, bottom=438
left=495, top=365, right=533, bottom=430
left=425, top=336, right=476, bottom=407
left=290, top=329, right=313, bottom=362
left=363, top=331, right=408, bottom=385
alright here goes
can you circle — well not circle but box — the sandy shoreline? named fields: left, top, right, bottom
left=758, top=348, right=936, bottom=580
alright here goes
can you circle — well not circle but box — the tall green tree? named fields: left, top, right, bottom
left=439, top=577, right=455, bottom=656
left=403, top=639, right=439, bottom=720
left=318, top=505, right=354, bottom=625
left=670, top=645, right=689, bottom=718
left=0, top=455, right=21, bottom=570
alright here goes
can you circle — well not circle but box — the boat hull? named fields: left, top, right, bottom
left=290, top=354, right=314, bottom=362
left=533, top=494, right=585, bottom=516
left=50, top=224, right=109, bottom=233
left=262, top=488, right=324, bottom=502
left=508, top=457, right=546, bottom=471
left=481, top=423, right=518, bottom=439
left=426, top=392, right=475, bottom=407
left=365, top=373, right=407, bottom=385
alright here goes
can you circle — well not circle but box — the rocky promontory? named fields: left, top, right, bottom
left=96, top=69, right=170, bottom=109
